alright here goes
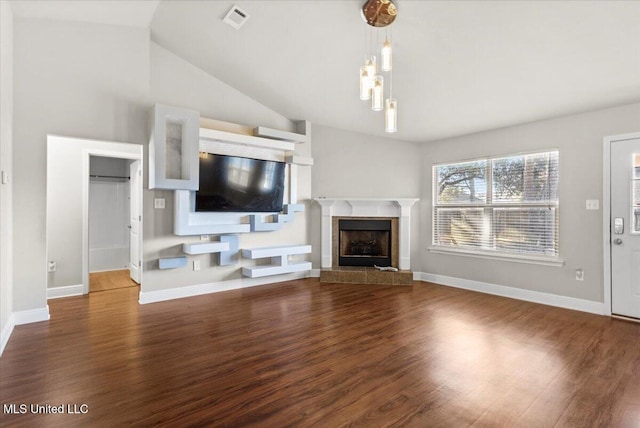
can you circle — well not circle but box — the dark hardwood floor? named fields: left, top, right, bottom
left=1, top=279, right=639, bottom=427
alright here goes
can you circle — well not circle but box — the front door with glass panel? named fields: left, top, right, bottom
left=611, top=136, right=640, bottom=319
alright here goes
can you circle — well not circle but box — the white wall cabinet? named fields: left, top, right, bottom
left=149, top=104, right=200, bottom=190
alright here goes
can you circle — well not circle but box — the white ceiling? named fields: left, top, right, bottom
left=10, top=1, right=640, bottom=143
left=10, top=0, right=160, bottom=29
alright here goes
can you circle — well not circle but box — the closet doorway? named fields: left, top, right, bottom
left=88, top=156, right=140, bottom=292
left=46, top=136, right=142, bottom=300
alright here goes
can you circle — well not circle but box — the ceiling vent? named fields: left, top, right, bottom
left=223, top=5, right=250, bottom=30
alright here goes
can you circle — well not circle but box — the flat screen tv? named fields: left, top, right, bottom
left=196, top=153, right=286, bottom=212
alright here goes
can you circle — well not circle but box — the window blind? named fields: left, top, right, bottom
left=433, top=150, right=559, bottom=258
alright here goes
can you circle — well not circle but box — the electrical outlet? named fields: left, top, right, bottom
left=575, top=268, right=584, bottom=281
left=154, top=198, right=166, bottom=209
left=48, top=261, right=57, bottom=272
left=200, top=235, right=210, bottom=241
left=586, top=200, right=599, bottom=210
left=193, top=260, right=201, bottom=271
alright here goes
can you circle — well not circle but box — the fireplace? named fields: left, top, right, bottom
left=316, top=198, right=418, bottom=285
left=316, top=198, right=418, bottom=270
left=338, top=219, right=391, bottom=267
left=332, top=216, right=399, bottom=268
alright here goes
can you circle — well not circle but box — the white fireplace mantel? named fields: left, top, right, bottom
left=314, top=198, right=419, bottom=270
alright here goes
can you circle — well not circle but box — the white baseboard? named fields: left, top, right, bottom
left=1, top=306, right=50, bottom=358
left=309, top=269, right=321, bottom=278
left=139, top=271, right=312, bottom=305
left=47, top=284, right=84, bottom=299
left=416, top=272, right=605, bottom=315
left=13, top=306, right=51, bottom=325
left=1, top=314, right=16, bottom=357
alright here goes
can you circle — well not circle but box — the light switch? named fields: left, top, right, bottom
left=586, top=200, right=599, bottom=210
left=1, top=171, right=8, bottom=184
left=154, top=198, right=166, bottom=209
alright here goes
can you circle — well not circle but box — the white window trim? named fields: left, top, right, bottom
left=428, top=246, right=565, bottom=267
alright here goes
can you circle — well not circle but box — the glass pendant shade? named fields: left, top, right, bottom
left=359, top=66, right=372, bottom=100
left=381, top=39, right=392, bottom=71
left=365, top=56, right=377, bottom=80
left=372, top=75, right=384, bottom=111
left=385, top=98, right=397, bottom=132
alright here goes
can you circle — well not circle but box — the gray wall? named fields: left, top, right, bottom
left=14, top=19, right=149, bottom=310
left=310, top=125, right=422, bottom=270
left=420, top=102, right=640, bottom=303
left=1, top=1, right=14, bottom=340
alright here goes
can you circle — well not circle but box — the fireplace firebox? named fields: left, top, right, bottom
left=338, top=219, right=392, bottom=267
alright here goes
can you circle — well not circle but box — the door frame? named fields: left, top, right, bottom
left=82, top=144, right=143, bottom=295
left=603, top=132, right=640, bottom=316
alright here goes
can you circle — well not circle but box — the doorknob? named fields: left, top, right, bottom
left=613, top=238, right=623, bottom=245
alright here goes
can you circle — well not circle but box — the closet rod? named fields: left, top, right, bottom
left=89, top=174, right=130, bottom=179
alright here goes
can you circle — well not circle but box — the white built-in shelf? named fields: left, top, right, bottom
left=243, top=262, right=312, bottom=278
left=200, top=128, right=295, bottom=152
left=254, top=126, right=309, bottom=144
left=183, top=241, right=230, bottom=255
left=241, top=244, right=312, bottom=278
left=158, top=257, right=187, bottom=269
left=149, top=104, right=200, bottom=190
left=182, top=235, right=240, bottom=266
left=250, top=204, right=304, bottom=232
left=242, top=244, right=311, bottom=259
left=285, top=154, right=314, bottom=166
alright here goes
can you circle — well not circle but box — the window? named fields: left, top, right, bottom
left=433, top=150, right=559, bottom=260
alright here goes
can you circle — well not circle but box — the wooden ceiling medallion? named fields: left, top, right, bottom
left=361, top=0, right=398, bottom=28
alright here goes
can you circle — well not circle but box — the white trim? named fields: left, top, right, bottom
left=1, top=314, right=15, bottom=357
left=309, top=269, right=321, bottom=278
left=314, top=198, right=419, bottom=270
left=79, top=142, right=143, bottom=295
left=416, top=272, right=605, bottom=315
left=47, top=284, right=84, bottom=300
left=139, top=271, right=312, bottom=304
left=428, top=246, right=565, bottom=267
left=13, top=306, right=50, bottom=325
left=603, top=132, right=640, bottom=317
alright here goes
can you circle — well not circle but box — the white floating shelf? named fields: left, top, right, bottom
left=241, top=244, right=312, bottom=278
left=183, top=241, right=230, bottom=255
left=199, top=128, right=295, bottom=152
left=253, top=126, right=309, bottom=144
left=285, top=154, right=314, bottom=166
left=250, top=204, right=305, bottom=232
left=242, top=245, right=312, bottom=259
left=242, top=261, right=312, bottom=278
left=159, top=257, right=187, bottom=269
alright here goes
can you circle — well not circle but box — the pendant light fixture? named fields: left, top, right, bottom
left=385, top=98, right=397, bottom=133
left=381, top=37, right=392, bottom=72
left=372, top=75, right=384, bottom=111
left=359, top=0, right=398, bottom=133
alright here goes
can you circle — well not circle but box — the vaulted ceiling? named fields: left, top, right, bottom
left=10, top=0, right=640, bottom=142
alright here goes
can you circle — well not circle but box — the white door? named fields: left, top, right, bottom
left=611, top=136, right=640, bottom=319
left=129, top=160, right=142, bottom=284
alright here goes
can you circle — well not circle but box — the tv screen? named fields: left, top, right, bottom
left=196, top=154, right=286, bottom=212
